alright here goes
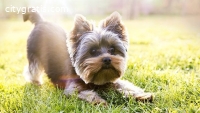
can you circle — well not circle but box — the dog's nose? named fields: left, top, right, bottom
left=102, top=57, right=111, bottom=65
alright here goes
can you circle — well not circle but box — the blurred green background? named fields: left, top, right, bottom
left=1, top=0, right=200, bottom=18
left=0, top=1, right=200, bottom=112
left=0, top=0, right=200, bottom=32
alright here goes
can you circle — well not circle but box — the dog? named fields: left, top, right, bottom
left=23, top=8, right=153, bottom=105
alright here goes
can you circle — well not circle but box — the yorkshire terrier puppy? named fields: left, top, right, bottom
left=23, top=8, right=153, bottom=105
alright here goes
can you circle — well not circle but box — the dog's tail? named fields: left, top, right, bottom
left=23, top=8, right=43, bottom=24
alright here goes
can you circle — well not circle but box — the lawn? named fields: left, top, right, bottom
left=0, top=15, right=200, bottom=113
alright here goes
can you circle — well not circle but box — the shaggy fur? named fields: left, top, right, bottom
left=23, top=8, right=76, bottom=87
left=23, top=9, right=153, bottom=105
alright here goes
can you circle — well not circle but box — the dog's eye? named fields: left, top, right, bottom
left=108, top=47, right=115, bottom=55
left=90, top=48, right=98, bottom=56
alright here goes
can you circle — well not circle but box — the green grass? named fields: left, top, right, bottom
left=0, top=16, right=200, bottom=113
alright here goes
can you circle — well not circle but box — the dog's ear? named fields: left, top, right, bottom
left=100, top=12, right=128, bottom=49
left=68, top=15, right=93, bottom=65
left=69, top=14, right=93, bottom=42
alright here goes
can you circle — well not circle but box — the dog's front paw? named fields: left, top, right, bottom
left=78, top=90, right=108, bottom=106
left=91, top=96, right=108, bottom=106
left=135, top=92, right=153, bottom=102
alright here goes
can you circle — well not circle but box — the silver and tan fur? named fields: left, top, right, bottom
left=23, top=8, right=153, bottom=105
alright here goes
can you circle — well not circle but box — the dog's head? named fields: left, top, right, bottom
left=68, top=12, right=128, bottom=85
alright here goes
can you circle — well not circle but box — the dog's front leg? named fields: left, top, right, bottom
left=115, top=80, right=153, bottom=102
left=64, top=80, right=107, bottom=105
left=78, top=90, right=107, bottom=105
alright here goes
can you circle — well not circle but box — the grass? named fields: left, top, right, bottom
left=0, top=15, right=200, bottom=113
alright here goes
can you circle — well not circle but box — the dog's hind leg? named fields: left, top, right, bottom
left=23, top=57, right=43, bottom=85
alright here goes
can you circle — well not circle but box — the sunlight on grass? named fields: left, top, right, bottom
left=0, top=16, right=200, bottom=112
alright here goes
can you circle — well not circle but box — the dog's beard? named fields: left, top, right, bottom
left=76, top=54, right=126, bottom=85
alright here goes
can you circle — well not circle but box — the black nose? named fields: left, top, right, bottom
left=102, top=57, right=111, bottom=65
